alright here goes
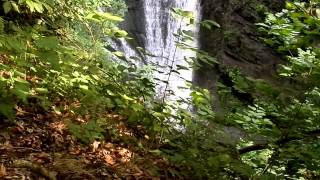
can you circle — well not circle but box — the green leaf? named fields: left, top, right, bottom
left=176, top=65, right=189, bottom=70
left=172, top=8, right=194, bottom=18
left=0, top=101, right=15, bottom=120
left=149, top=149, right=162, bottom=155
left=35, top=88, right=49, bottom=94
left=11, top=2, right=20, bottom=12
left=99, top=12, right=124, bottom=22
left=3, top=1, right=12, bottom=14
left=113, top=30, right=128, bottom=37
left=121, top=94, right=134, bottom=101
left=79, top=84, right=89, bottom=90
left=36, top=36, right=60, bottom=49
left=33, top=2, right=43, bottom=12
left=25, top=0, right=35, bottom=12
left=113, top=51, right=124, bottom=57
left=25, top=0, right=43, bottom=13
left=201, top=20, right=221, bottom=29
left=86, top=12, right=124, bottom=22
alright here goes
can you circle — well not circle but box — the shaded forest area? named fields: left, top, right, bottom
left=0, top=0, right=319, bottom=179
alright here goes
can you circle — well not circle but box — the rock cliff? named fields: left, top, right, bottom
left=194, top=0, right=285, bottom=111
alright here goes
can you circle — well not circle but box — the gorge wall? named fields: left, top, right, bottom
left=194, top=0, right=286, bottom=111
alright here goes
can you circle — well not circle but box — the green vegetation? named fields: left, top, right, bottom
left=0, top=0, right=319, bottom=179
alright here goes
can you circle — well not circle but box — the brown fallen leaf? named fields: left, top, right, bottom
left=0, top=163, right=7, bottom=177
left=32, top=152, right=52, bottom=164
left=102, top=151, right=115, bottom=165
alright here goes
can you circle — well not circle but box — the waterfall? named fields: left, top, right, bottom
left=119, top=0, right=201, bottom=103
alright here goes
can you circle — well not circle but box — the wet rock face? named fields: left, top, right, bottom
left=122, top=0, right=147, bottom=48
left=122, top=0, right=175, bottom=50
left=194, top=0, right=285, bottom=110
left=120, top=0, right=199, bottom=100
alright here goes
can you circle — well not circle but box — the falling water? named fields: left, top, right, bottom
left=119, top=0, right=201, bottom=102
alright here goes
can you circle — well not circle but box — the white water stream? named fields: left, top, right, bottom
left=118, top=0, right=201, bottom=103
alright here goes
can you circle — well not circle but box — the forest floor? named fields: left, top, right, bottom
left=0, top=107, right=182, bottom=180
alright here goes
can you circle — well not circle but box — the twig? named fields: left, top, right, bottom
left=162, top=17, right=185, bottom=102
left=0, top=147, right=42, bottom=152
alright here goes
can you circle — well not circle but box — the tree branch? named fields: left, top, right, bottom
left=239, top=144, right=268, bottom=154
left=239, top=129, right=320, bottom=155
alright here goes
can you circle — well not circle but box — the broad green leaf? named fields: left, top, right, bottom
left=86, top=12, right=124, bottom=22
left=25, top=0, right=43, bottom=13
left=98, top=12, right=124, bottom=21
left=3, top=1, right=12, bottom=14
left=33, top=2, right=43, bottom=12
left=11, top=2, right=20, bottom=12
